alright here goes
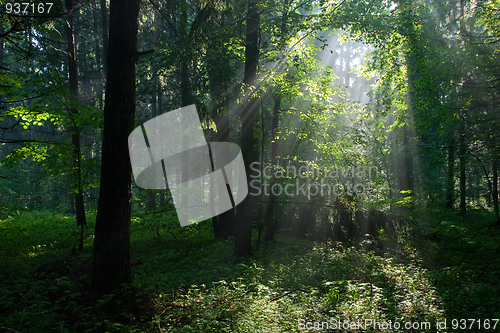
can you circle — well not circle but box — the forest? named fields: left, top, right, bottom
left=1, top=0, right=500, bottom=331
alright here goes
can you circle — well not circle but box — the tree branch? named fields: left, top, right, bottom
left=0, top=138, right=58, bottom=144
left=137, top=49, right=155, bottom=57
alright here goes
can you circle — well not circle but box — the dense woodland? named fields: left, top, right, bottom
left=1, top=0, right=500, bottom=331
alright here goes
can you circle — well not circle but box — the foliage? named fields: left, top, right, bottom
left=3, top=210, right=499, bottom=332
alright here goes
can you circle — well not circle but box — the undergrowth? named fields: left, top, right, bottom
left=0, top=209, right=499, bottom=332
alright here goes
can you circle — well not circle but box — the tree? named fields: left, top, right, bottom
left=64, top=0, right=87, bottom=250
left=91, top=0, right=140, bottom=293
left=234, top=0, right=261, bottom=257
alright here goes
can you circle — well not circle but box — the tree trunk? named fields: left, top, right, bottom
left=445, top=140, right=455, bottom=209
left=208, top=78, right=234, bottom=239
left=100, top=0, right=109, bottom=80
left=206, top=14, right=235, bottom=240
left=459, top=123, right=466, bottom=215
left=492, top=160, right=499, bottom=222
left=234, top=0, right=260, bottom=257
left=68, top=174, right=75, bottom=213
left=180, top=1, right=190, bottom=107
left=264, top=94, right=281, bottom=241
left=91, top=0, right=140, bottom=294
left=1, top=30, right=5, bottom=111
left=399, top=126, right=414, bottom=198
left=146, top=8, right=161, bottom=212
left=65, top=0, right=87, bottom=236
left=0, top=30, right=4, bottom=69
left=91, top=0, right=104, bottom=109
left=264, top=0, right=288, bottom=241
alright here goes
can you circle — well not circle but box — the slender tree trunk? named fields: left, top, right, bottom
left=156, top=23, right=164, bottom=211
left=91, top=0, right=140, bottom=293
left=91, top=0, right=103, bottom=109
left=492, top=160, right=499, bottom=222
left=264, top=94, right=281, bottom=241
left=65, top=0, right=87, bottom=242
left=264, top=0, right=288, bottom=242
left=459, top=123, right=466, bottom=215
left=0, top=31, right=4, bottom=69
left=446, top=140, right=455, bottom=209
left=208, top=77, right=233, bottom=239
left=1, top=32, right=4, bottom=108
left=256, top=100, right=265, bottom=249
left=68, top=175, right=75, bottom=213
left=178, top=1, right=191, bottom=215
left=100, top=0, right=109, bottom=80
left=207, top=14, right=235, bottom=240
left=147, top=8, right=160, bottom=212
left=180, top=1, right=190, bottom=107
left=399, top=125, right=414, bottom=198
left=234, top=0, right=260, bottom=257
left=400, top=0, right=420, bottom=202
left=145, top=63, right=155, bottom=214
left=0, top=35, right=4, bottom=67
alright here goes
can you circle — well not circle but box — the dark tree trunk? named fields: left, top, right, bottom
left=65, top=0, right=87, bottom=237
left=0, top=30, right=4, bottom=70
left=0, top=41, right=3, bottom=65
left=207, top=17, right=235, bottom=240
left=91, top=0, right=103, bottom=109
left=234, top=0, right=260, bottom=257
left=493, top=160, right=499, bottom=223
left=445, top=140, right=455, bottom=209
left=491, top=159, right=500, bottom=223
left=263, top=0, right=288, bottom=242
left=0, top=30, right=4, bottom=108
left=180, top=1, right=190, bottom=107
left=91, top=0, right=140, bottom=294
left=459, top=123, right=466, bottom=215
left=69, top=174, right=75, bottom=213
left=100, top=0, right=109, bottom=80
left=209, top=83, right=234, bottom=239
left=293, top=204, right=314, bottom=238
left=146, top=8, right=161, bottom=213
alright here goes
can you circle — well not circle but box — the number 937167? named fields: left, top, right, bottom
left=5, top=2, right=53, bottom=15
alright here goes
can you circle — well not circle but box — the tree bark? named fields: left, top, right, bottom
left=1, top=32, right=4, bottom=108
left=146, top=7, right=161, bottom=212
left=65, top=0, right=87, bottom=235
left=445, top=140, right=455, bottom=209
left=91, top=0, right=140, bottom=293
left=264, top=0, right=288, bottom=242
left=100, top=0, right=109, bottom=80
left=459, top=123, right=466, bottom=215
left=209, top=81, right=234, bottom=239
left=492, top=160, right=499, bottom=222
left=397, top=124, right=414, bottom=201
left=234, top=0, right=260, bottom=257
left=91, top=0, right=104, bottom=110
left=264, top=94, right=281, bottom=241
left=180, top=0, right=190, bottom=107
left=0, top=30, right=4, bottom=69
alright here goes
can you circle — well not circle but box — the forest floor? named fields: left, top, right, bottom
left=0, top=209, right=499, bottom=332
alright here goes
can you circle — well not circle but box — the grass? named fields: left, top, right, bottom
left=413, top=209, right=500, bottom=324
left=0, top=208, right=499, bottom=332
